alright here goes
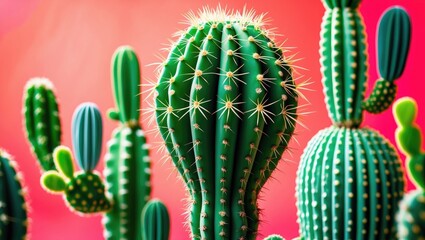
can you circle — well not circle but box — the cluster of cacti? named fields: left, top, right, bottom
left=41, top=103, right=111, bottom=213
left=22, top=46, right=154, bottom=240
left=142, top=199, right=170, bottom=240
left=153, top=8, right=299, bottom=240
left=0, top=149, right=28, bottom=240
left=23, top=78, right=61, bottom=171
left=295, top=2, right=411, bottom=239
left=394, top=97, right=425, bottom=239
left=103, top=46, right=151, bottom=240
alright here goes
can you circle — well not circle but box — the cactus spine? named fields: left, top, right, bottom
left=141, top=199, right=170, bottom=240
left=153, top=8, right=299, bottom=240
left=41, top=103, right=111, bottom=213
left=103, top=46, right=151, bottom=240
left=0, top=149, right=28, bottom=240
left=394, top=97, right=425, bottom=239
left=296, top=3, right=410, bottom=239
left=23, top=78, right=61, bottom=171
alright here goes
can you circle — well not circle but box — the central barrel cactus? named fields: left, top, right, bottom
left=153, top=8, right=299, bottom=240
left=296, top=2, right=411, bottom=240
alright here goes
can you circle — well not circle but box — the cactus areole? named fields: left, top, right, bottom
left=153, top=8, right=299, bottom=240
left=296, top=2, right=410, bottom=240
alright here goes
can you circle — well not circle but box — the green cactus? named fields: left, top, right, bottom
left=41, top=103, right=111, bottom=213
left=296, top=4, right=411, bottom=239
left=0, top=149, right=28, bottom=240
left=153, top=8, right=299, bottom=240
left=141, top=199, right=170, bottom=240
left=23, top=78, right=61, bottom=171
left=103, top=46, right=151, bottom=240
left=394, top=97, right=425, bottom=239
left=264, top=234, right=284, bottom=240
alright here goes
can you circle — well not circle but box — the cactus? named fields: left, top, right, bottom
left=153, top=8, right=299, bottom=240
left=23, top=78, right=61, bottom=171
left=141, top=199, right=170, bottom=240
left=264, top=234, right=284, bottom=240
left=103, top=46, right=151, bottom=240
left=41, top=103, right=111, bottom=213
left=0, top=149, right=28, bottom=240
left=295, top=4, right=411, bottom=239
left=394, top=97, right=425, bottom=239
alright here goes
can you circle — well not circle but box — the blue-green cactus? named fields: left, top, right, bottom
left=0, top=149, right=28, bottom=240
left=41, top=103, right=111, bottom=214
left=142, top=199, right=170, bottom=240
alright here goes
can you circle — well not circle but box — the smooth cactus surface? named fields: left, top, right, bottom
left=153, top=8, right=299, bottom=240
left=103, top=46, right=151, bottom=240
left=264, top=234, right=284, bottom=240
left=41, top=104, right=111, bottom=214
left=296, top=2, right=410, bottom=239
left=23, top=78, right=61, bottom=171
left=141, top=199, right=170, bottom=240
left=394, top=98, right=425, bottom=240
left=0, top=149, right=28, bottom=240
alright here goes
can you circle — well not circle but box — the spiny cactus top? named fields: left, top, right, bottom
left=152, top=7, right=299, bottom=240
left=0, top=149, right=28, bottom=240
left=23, top=77, right=61, bottom=171
left=321, top=3, right=411, bottom=127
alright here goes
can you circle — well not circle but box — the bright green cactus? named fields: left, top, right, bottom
left=23, top=78, right=61, bottom=171
left=103, top=46, right=151, bottom=240
left=41, top=103, right=111, bottom=214
left=263, top=234, right=284, bottom=240
left=141, top=199, right=170, bottom=240
left=0, top=149, right=28, bottom=240
left=394, top=97, right=425, bottom=239
left=296, top=3, right=411, bottom=239
left=153, top=8, right=299, bottom=240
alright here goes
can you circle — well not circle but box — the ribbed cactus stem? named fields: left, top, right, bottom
left=154, top=8, right=298, bottom=240
left=103, top=46, right=151, bottom=240
left=141, top=199, right=170, bottom=240
left=0, top=149, right=28, bottom=240
left=23, top=78, right=61, bottom=171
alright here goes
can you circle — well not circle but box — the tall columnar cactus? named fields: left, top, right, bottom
left=394, top=97, right=425, bottom=239
left=23, top=78, right=61, bottom=171
left=0, top=149, right=28, bottom=240
left=41, top=103, right=111, bottom=213
left=103, top=46, right=151, bottom=240
left=296, top=3, right=410, bottom=239
left=153, top=8, right=299, bottom=240
left=141, top=199, right=170, bottom=240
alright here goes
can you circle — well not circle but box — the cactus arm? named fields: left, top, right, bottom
left=363, top=7, right=411, bottom=114
left=141, top=199, right=170, bottom=240
left=394, top=98, right=425, bottom=190
left=72, top=103, right=103, bottom=172
left=23, top=78, right=61, bottom=171
left=41, top=171, right=67, bottom=193
left=167, top=26, right=206, bottom=239
left=0, top=150, right=28, bottom=240
left=53, top=146, right=75, bottom=179
left=213, top=23, right=241, bottom=239
left=111, top=46, right=141, bottom=124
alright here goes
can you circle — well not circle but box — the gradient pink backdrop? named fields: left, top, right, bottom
left=0, top=0, right=423, bottom=239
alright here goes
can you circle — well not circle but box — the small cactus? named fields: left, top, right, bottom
left=264, top=234, right=284, bottom=240
left=141, top=199, right=170, bottom=240
left=41, top=103, right=111, bottom=214
left=23, top=78, right=61, bottom=171
left=103, top=46, right=151, bottom=240
left=0, top=149, right=28, bottom=240
left=394, top=97, right=425, bottom=239
left=296, top=3, right=410, bottom=239
left=153, top=7, right=299, bottom=240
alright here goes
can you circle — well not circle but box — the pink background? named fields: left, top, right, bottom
left=0, top=0, right=423, bottom=239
